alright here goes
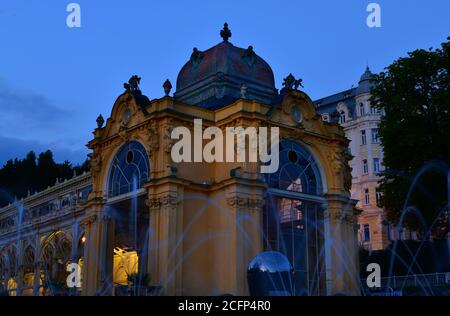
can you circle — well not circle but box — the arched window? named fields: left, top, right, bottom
left=39, top=231, right=72, bottom=295
left=265, top=141, right=322, bottom=195
left=264, top=140, right=325, bottom=296
left=339, top=111, right=346, bottom=124
left=108, top=141, right=150, bottom=198
left=359, top=103, right=365, bottom=116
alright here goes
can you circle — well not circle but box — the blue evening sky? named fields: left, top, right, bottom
left=0, top=0, right=448, bottom=165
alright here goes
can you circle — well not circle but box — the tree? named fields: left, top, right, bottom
left=0, top=150, right=90, bottom=207
left=371, top=38, right=450, bottom=237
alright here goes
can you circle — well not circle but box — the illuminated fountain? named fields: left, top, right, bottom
left=362, top=160, right=450, bottom=296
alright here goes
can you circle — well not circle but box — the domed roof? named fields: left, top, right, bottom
left=356, top=66, right=375, bottom=95
left=174, top=23, right=278, bottom=109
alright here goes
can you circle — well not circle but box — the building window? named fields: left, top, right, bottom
left=361, top=130, right=366, bottom=145
left=364, top=188, right=370, bottom=205
left=359, top=103, right=365, bottom=116
left=264, top=140, right=324, bottom=296
left=339, top=111, right=346, bottom=124
left=322, top=114, right=330, bottom=122
left=362, top=159, right=368, bottom=174
left=373, top=158, right=380, bottom=173
left=376, top=189, right=382, bottom=206
left=371, top=128, right=378, bottom=143
left=370, top=105, right=377, bottom=114
left=108, top=141, right=150, bottom=197
left=363, top=224, right=370, bottom=241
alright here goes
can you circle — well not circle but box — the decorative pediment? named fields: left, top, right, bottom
left=268, top=90, right=328, bottom=136
left=94, top=76, right=151, bottom=142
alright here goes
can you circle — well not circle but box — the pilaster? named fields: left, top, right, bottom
left=323, top=193, right=360, bottom=295
left=146, top=183, right=183, bottom=295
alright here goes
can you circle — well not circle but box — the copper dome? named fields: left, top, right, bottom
left=174, top=25, right=278, bottom=108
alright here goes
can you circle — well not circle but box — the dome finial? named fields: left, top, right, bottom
left=220, top=22, right=232, bottom=42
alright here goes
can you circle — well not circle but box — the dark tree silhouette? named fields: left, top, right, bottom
left=371, top=38, right=450, bottom=237
left=0, top=150, right=90, bottom=207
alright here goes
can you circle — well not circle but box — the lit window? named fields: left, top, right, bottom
left=361, top=130, right=366, bottom=145
left=363, top=224, right=370, bottom=241
left=339, top=111, right=346, bottom=124
left=371, top=128, right=378, bottom=143
left=364, top=188, right=370, bottom=205
left=373, top=158, right=380, bottom=173
left=359, top=103, right=365, bottom=116
left=362, top=159, right=368, bottom=174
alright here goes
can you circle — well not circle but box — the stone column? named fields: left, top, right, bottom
left=5, top=264, right=11, bottom=295
left=16, top=241, right=23, bottom=296
left=99, top=214, right=114, bottom=294
left=81, top=209, right=114, bottom=296
left=32, top=239, right=41, bottom=296
left=136, top=249, right=148, bottom=295
left=147, top=187, right=183, bottom=295
left=226, top=193, right=264, bottom=296
left=69, top=228, right=79, bottom=296
left=323, top=193, right=360, bottom=296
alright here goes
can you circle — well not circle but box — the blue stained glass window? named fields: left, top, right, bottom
left=265, top=140, right=322, bottom=195
left=108, top=141, right=150, bottom=197
left=263, top=140, right=325, bottom=295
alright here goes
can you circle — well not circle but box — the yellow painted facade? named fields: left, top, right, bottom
left=78, top=86, right=360, bottom=295
left=0, top=27, right=361, bottom=296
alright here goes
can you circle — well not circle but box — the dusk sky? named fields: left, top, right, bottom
left=0, top=0, right=448, bottom=166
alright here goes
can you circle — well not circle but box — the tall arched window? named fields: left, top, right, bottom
left=108, top=141, right=150, bottom=198
left=264, top=140, right=325, bottom=296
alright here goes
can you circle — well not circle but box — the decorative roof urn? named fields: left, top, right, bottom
left=163, top=79, right=172, bottom=96
left=96, top=114, right=104, bottom=128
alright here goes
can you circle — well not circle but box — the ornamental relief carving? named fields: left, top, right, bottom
left=88, top=151, right=102, bottom=176
left=326, top=148, right=353, bottom=192
left=300, top=117, right=315, bottom=131
left=118, top=125, right=131, bottom=141
left=80, top=214, right=97, bottom=228
left=226, top=196, right=265, bottom=211
left=147, top=120, right=159, bottom=156
left=146, top=195, right=179, bottom=210
left=163, top=123, right=176, bottom=153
